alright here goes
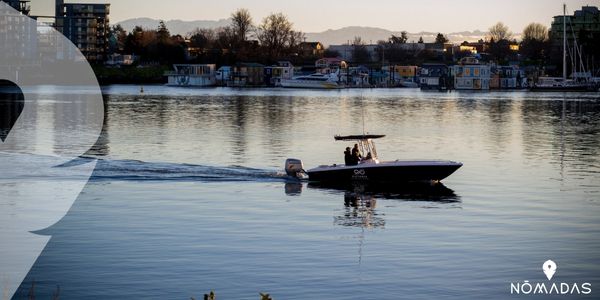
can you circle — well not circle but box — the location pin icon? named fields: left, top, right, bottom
left=543, top=260, right=557, bottom=280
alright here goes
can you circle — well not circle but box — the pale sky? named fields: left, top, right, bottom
left=31, top=0, right=597, bottom=33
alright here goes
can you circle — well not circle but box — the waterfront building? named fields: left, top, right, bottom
left=346, top=65, right=370, bottom=87
left=264, top=61, right=294, bottom=86
left=0, top=0, right=37, bottom=63
left=392, top=65, right=419, bottom=87
left=216, top=66, right=232, bottom=86
left=55, top=0, right=110, bottom=63
left=315, top=57, right=347, bottom=73
left=451, top=57, right=491, bottom=90
left=459, top=40, right=488, bottom=54
left=229, top=63, right=265, bottom=87
left=419, top=64, right=451, bottom=90
left=1, top=0, right=30, bottom=14
left=105, top=54, right=136, bottom=66
left=490, top=65, right=525, bottom=89
left=550, top=6, right=600, bottom=49
left=165, top=64, right=216, bottom=87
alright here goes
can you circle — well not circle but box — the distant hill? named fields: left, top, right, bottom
left=117, top=18, right=230, bottom=35
left=305, top=26, right=497, bottom=45
left=116, top=18, right=513, bottom=44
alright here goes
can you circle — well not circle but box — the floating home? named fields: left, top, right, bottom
left=165, top=64, right=216, bottom=87
left=451, top=57, right=491, bottom=90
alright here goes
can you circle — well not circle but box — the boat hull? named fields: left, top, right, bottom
left=306, top=161, right=462, bottom=183
left=280, top=80, right=342, bottom=89
left=530, top=85, right=594, bottom=92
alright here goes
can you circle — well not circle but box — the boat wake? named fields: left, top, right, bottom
left=81, top=157, right=288, bottom=182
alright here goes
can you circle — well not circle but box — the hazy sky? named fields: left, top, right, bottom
left=31, top=0, right=596, bottom=33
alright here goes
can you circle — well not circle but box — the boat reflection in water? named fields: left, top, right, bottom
left=336, top=191, right=385, bottom=229
left=284, top=181, right=460, bottom=229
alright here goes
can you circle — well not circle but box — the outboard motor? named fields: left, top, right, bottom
left=285, top=158, right=305, bottom=178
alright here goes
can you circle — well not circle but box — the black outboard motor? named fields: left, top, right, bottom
left=285, top=158, right=306, bottom=178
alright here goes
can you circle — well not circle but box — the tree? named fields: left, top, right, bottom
left=522, top=23, right=548, bottom=42
left=418, top=36, right=424, bottom=43
left=351, top=36, right=370, bottom=63
left=189, top=28, right=215, bottom=49
left=110, top=24, right=127, bottom=53
left=435, top=33, right=449, bottom=44
left=520, top=23, right=550, bottom=62
left=257, top=13, right=302, bottom=60
left=231, top=8, right=253, bottom=43
left=389, top=32, right=408, bottom=44
left=156, top=20, right=170, bottom=43
left=488, top=22, right=513, bottom=42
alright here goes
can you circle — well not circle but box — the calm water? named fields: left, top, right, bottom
left=12, top=86, right=600, bottom=299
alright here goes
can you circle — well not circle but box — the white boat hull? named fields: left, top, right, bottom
left=280, top=79, right=342, bottom=89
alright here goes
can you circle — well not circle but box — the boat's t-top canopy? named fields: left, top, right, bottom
left=335, top=134, right=385, bottom=161
left=334, top=134, right=386, bottom=141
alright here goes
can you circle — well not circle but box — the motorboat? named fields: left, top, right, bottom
left=285, top=134, right=462, bottom=183
left=280, top=72, right=342, bottom=89
left=531, top=77, right=594, bottom=92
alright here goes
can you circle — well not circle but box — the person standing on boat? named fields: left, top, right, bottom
left=344, top=147, right=352, bottom=166
left=351, top=144, right=362, bottom=165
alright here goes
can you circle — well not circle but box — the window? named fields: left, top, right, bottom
left=474, top=68, right=479, bottom=76
left=465, top=68, right=470, bottom=76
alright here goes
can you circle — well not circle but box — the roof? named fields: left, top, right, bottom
left=335, top=134, right=386, bottom=141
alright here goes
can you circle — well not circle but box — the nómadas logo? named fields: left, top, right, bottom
left=510, top=260, right=592, bottom=295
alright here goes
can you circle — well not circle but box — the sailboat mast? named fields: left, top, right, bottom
left=563, top=3, right=567, bottom=80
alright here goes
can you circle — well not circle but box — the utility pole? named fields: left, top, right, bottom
left=563, top=3, right=567, bottom=81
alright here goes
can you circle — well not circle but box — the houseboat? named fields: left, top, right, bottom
left=490, top=65, right=526, bottom=89
left=420, top=64, right=451, bottom=90
left=165, top=64, right=216, bottom=87
left=451, top=57, right=491, bottom=90
left=264, top=61, right=294, bottom=86
left=228, top=63, right=265, bottom=87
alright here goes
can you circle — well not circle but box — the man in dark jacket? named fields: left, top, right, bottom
left=344, top=147, right=352, bottom=165
left=351, top=144, right=362, bottom=165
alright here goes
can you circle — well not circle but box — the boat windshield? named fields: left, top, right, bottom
left=335, top=135, right=384, bottom=161
left=357, top=139, right=378, bottom=161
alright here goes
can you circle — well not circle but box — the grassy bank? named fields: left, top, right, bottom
left=92, top=65, right=170, bottom=85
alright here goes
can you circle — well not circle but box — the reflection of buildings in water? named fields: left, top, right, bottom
left=520, top=99, right=600, bottom=173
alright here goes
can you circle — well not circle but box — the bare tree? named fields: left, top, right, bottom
left=488, top=22, right=513, bottom=41
left=257, top=12, right=299, bottom=59
left=231, top=8, right=253, bottom=43
left=352, top=36, right=370, bottom=63
left=522, top=23, right=548, bottom=42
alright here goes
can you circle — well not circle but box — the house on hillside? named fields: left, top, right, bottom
left=299, top=42, right=325, bottom=57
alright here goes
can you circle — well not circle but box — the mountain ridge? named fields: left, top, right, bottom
left=116, top=18, right=505, bottom=44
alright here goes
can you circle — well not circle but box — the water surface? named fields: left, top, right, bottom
left=11, top=86, right=600, bottom=299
